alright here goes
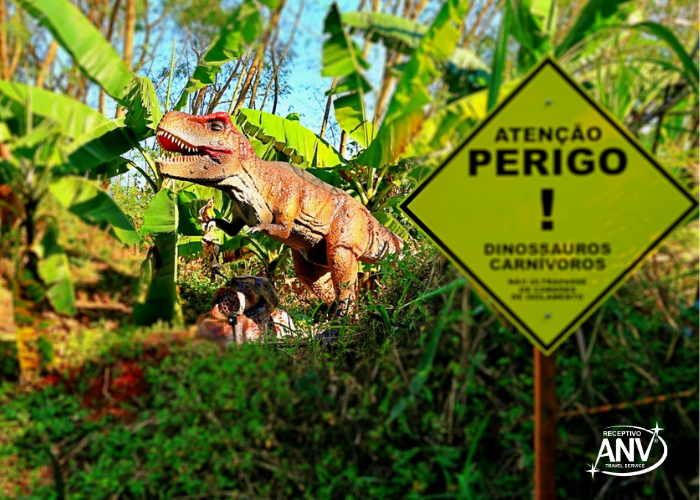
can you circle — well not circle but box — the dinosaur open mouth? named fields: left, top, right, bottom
left=156, top=128, right=231, bottom=163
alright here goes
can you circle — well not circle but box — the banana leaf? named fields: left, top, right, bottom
left=0, top=82, right=108, bottom=139
left=236, top=109, right=346, bottom=168
left=35, top=222, right=76, bottom=316
left=323, top=4, right=374, bottom=149
left=140, top=189, right=179, bottom=235
left=372, top=210, right=410, bottom=241
left=357, top=0, right=470, bottom=168
left=123, top=76, right=163, bottom=138
left=50, top=176, right=143, bottom=245
left=64, top=119, right=140, bottom=174
left=16, top=0, right=132, bottom=100
left=133, top=232, right=181, bottom=325
left=340, top=11, right=487, bottom=72
left=510, top=0, right=557, bottom=72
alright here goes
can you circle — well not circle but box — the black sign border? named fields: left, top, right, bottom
left=400, top=57, right=699, bottom=352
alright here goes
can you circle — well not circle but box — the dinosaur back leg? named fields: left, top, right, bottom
left=326, top=211, right=365, bottom=316
left=292, top=250, right=336, bottom=303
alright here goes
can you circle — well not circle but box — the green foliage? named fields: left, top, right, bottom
left=403, top=82, right=519, bottom=159
left=555, top=0, right=634, bottom=60
left=109, top=180, right=151, bottom=228
left=123, top=76, right=163, bottom=138
left=133, top=232, right=181, bottom=325
left=628, top=21, right=699, bottom=95
left=64, top=119, right=140, bottom=175
left=1, top=240, right=697, bottom=497
left=510, top=0, right=557, bottom=72
left=488, top=0, right=511, bottom=111
left=134, top=190, right=181, bottom=325
left=14, top=0, right=133, bottom=100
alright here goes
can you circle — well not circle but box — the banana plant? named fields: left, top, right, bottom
left=4, top=0, right=281, bottom=326
left=0, top=106, right=141, bottom=317
left=317, top=0, right=471, bottom=221
left=2, top=0, right=159, bottom=322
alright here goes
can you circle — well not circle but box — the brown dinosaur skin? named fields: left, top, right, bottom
left=155, top=111, right=403, bottom=314
left=0, top=184, right=23, bottom=232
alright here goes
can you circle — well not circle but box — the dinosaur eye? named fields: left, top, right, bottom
left=209, top=121, right=224, bottom=132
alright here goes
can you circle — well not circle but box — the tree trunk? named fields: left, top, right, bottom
left=247, top=56, right=267, bottom=109
left=339, top=130, right=348, bottom=157
left=117, top=0, right=135, bottom=118
left=7, top=35, right=22, bottom=81
left=409, top=0, right=429, bottom=20
left=207, top=55, right=244, bottom=114
left=35, top=41, right=58, bottom=89
left=193, top=88, right=206, bottom=114
left=260, top=49, right=276, bottom=111
left=463, top=0, right=495, bottom=46
left=233, top=0, right=287, bottom=114
left=123, top=0, right=136, bottom=70
left=320, top=77, right=338, bottom=139
left=228, top=47, right=253, bottom=114
left=101, top=0, right=122, bottom=114
left=135, top=0, right=150, bottom=71
left=261, top=0, right=305, bottom=111
left=271, top=68, right=280, bottom=115
left=0, top=0, right=7, bottom=80
left=373, top=50, right=399, bottom=127
left=249, top=28, right=279, bottom=109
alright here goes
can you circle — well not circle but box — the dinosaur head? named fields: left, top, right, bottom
left=155, top=111, right=253, bottom=185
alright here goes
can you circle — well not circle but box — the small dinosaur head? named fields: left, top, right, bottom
left=155, top=111, right=252, bottom=184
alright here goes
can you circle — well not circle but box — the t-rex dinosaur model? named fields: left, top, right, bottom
left=155, top=111, right=404, bottom=315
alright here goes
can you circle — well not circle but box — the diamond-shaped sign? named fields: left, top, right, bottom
left=400, top=58, right=698, bottom=355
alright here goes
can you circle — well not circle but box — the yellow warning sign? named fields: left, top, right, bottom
left=400, top=57, right=698, bottom=355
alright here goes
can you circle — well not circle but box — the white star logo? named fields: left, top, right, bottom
left=585, top=463, right=599, bottom=478
left=651, top=422, right=663, bottom=442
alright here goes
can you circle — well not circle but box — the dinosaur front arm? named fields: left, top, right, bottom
left=247, top=202, right=298, bottom=240
left=213, top=217, right=246, bottom=237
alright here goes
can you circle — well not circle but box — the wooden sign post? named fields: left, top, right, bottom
left=534, top=349, right=557, bottom=499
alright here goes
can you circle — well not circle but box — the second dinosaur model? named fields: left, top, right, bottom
left=197, top=276, right=296, bottom=347
left=156, top=111, right=403, bottom=315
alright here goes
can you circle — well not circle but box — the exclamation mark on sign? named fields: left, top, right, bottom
left=541, top=189, right=553, bottom=231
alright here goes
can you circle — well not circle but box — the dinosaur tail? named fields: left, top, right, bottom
left=362, top=212, right=404, bottom=263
